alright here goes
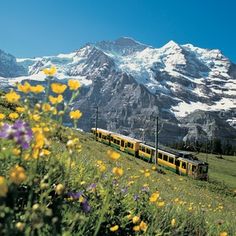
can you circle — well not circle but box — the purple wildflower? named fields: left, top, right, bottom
left=86, top=183, right=97, bottom=191
left=0, top=120, right=33, bottom=149
left=67, top=191, right=91, bottom=213
left=67, top=191, right=83, bottom=200
left=81, top=199, right=91, bottom=213
left=141, top=186, right=150, bottom=193
left=121, top=187, right=128, bottom=194
left=133, top=194, right=139, bottom=201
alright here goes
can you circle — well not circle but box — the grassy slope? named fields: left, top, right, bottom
left=0, top=93, right=236, bottom=235
left=75, top=131, right=236, bottom=233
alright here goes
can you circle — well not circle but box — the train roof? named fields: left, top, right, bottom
left=111, top=132, right=142, bottom=143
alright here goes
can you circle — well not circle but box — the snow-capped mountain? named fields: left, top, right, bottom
left=1, top=37, right=236, bottom=144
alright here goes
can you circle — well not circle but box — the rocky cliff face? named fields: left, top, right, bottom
left=0, top=37, right=236, bottom=145
left=0, top=50, right=26, bottom=78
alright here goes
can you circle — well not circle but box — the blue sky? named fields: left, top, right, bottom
left=0, top=0, right=235, bottom=62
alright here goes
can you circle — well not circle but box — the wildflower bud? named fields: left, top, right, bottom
left=40, top=182, right=49, bottom=190
left=55, top=184, right=65, bottom=195
left=32, top=203, right=40, bottom=211
left=15, top=222, right=25, bottom=231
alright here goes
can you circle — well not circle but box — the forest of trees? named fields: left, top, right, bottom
left=170, top=139, right=236, bottom=156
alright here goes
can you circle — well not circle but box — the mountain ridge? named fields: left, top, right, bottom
left=0, top=37, right=236, bottom=145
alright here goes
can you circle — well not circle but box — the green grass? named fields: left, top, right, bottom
left=198, top=153, right=236, bottom=189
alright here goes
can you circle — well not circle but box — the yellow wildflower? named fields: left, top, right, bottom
left=34, top=131, right=46, bottom=149
left=144, top=172, right=150, bottom=177
left=99, top=164, right=106, bottom=172
left=15, top=222, right=25, bottom=232
left=55, top=184, right=65, bottom=195
left=139, top=221, right=148, bottom=232
left=5, top=91, right=20, bottom=103
left=132, top=216, right=140, bottom=224
left=30, top=85, right=45, bottom=93
left=49, top=95, right=63, bottom=104
left=112, top=167, right=124, bottom=176
left=0, top=113, right=5, bottom=120
left=171, top=219, right=176, bottom=227
left=16, top=107, right=25, bottom=113
left=9, top=112, right=19, bottom=120
left=31, top=114, right=41, bottom=122
left=157, top=201, right=165, bottom=207
left=70, top=110, right=82, bottom=120
left=18, top=82, right=31, bottom=93
left=219, top=232, right=228, bottom=236
left=110, top=225, right=119, bottom=232
left=51, top=83, right=67, bottom=94
left=42, top=103, right=51, bottom=112
left=12, top=148, right=21, bottom=156
left=68, top=79, right=80, bottom=90
left=0, top=176, right=8, bottom=197
left=149, top=192, right=160, bottom=203
left=16, top=222, right=25, bottom=232
left=107, top=150, right=120, bottom=161
left=133, top=225, right=140, bottom=232
left=43, top=66, right=57, bottom=76
left=9, top=165, right=27, bottom=185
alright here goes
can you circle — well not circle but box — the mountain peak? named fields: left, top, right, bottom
left=95, top=37, right=148, bottom=56
left=114, top=37, right=146, bottom=47
left=162, top=40, right=181, bottom=49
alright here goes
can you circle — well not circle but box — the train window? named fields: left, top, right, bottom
left=99, top=133, right=101, bottom=138
left=158, top=153, right=163, bottom=159
left=181, top=162, right=186, bottom=169
left=127, top=142, right=133, bottom=149
left=169, top=157, right=174, bottom=164
left=163, top=155, right=168, bottom=161
left=139, top=146, right=142, bottom=150
left=121, top=140, right=124, bottom=147
left=175, top=160, right=180, bottom=166
left=146, top=148, right=151, bottom=154
left=192, top=165, right=196, bottom=172
left=117, top=140, right=120, bottom=145
left=110, top=137, right=113, bottom=142
left=130, top=143, right=134, bottom=149
left=141, top=146, right=145, bottom=152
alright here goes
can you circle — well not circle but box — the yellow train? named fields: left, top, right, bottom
left=91, top=128, right=208, bottom=180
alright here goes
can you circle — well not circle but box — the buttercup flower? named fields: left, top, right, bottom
left=43, top=66, right=57, bottom=76
left=49, top=95, right=63, bottom=104
left=110, top=225, right=119, bottom=232
left=68, top=79, right=81, bottom=90
left=70, top=110, right=82, bottom=120
left=112, top=167, right=124, bottom=176
left=0, top=113, right=5, bottom=120
left=5, top=91, right=21, bottom=103
left=16, top=107, right=25, bottom=113
left=9, top=165, right=27, bottom=185
left=107, top=150, right=120, bottom=161
left=30, top=85, right=45, bottom=93
left=9, top=112, right=19, bottom=120
left=0, top=176, right=8, bottom=197
left=149, top=192, right=159, bottom=203
left=18, top=82, right=31, bottom=93
left=139, top=221, right=148, bottom=232
left=51, top=83, right=67, bottom=94
left=171, top=218, right=176, bottom=227
left=132, top=216, right=140, bottom=224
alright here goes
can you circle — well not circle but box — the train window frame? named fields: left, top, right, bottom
left=181, top=161, right=186, bottom=169
left=163, top=155, right=168, bottom=162
left=146, top=148, right=151, bottom=154
left=175, top=159, right=180, bottom=166
left=169, top=157, right=174, bottom=164
left=192, top=165, right=196, bottom=172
